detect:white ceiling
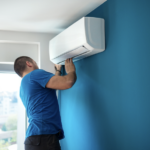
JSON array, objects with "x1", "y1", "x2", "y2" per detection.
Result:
[{"x1": 0, "y1": 0, "x2": 106, "y2": 33}]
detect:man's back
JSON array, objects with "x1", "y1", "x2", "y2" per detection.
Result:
[{"x1": 20, "y1": 69, "x2": 64, "y2": 140}]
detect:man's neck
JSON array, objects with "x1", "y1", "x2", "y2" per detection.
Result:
[{"x1": 22, "y1": 69, "x2": 34, "y2": 78}]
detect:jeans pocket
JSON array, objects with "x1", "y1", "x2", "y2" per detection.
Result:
[{"x1": 24, "y1": 136, "x2": 41, "y2": 146}]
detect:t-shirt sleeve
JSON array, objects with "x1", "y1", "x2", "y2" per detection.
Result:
[{"x1": 30, "y1": 69, "x2": 55, "y2": 88}]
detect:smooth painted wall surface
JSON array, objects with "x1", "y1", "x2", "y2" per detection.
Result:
[
  {"x1": 59, "y1": 0, "x2": 150, "y2": 150},
  {"x1": 0, "y1": 31, "x2": 56, "y2": 73},
  {"x1": 0, "y1": 43, "x2": 38, "y2": 63}
]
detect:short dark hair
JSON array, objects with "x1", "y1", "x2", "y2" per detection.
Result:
[{"x1": 14, "y1": 56, "x2": 33, "y2": 77}]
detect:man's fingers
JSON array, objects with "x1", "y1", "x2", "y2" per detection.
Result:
[
  {"x1": 69, "y1": 58, "x2": 71, "y2": 62},
  {"x1": 66, "y1": 58, "x2": 69, "y2": 63},
  {"x1": 70, "y1": 58, "x2": 73, "y2": 63},
  {"x1": 65, "y1": 58, "x2": 73, "y2": 64},
  {"x1": 65, "y1": 59, "x2": 68, "y2": 63}
]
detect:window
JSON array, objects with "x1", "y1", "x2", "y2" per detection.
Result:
[
  {"x1": 0, "y1": 73, "x2": 25, "y2": 150},
  {"x1": 0, "y1": 41, "x2": 40, "y2": 150}
]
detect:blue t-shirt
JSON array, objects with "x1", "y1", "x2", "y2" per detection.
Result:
[{"x1": 20, "y1": 69, "x2": 64, "y2": 140}]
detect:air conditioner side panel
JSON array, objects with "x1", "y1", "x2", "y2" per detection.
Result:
[{"x1": 85, "y1": 17, "x2": 105, "y2": 51}]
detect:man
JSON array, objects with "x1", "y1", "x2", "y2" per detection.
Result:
[{"x1": 14, "y1": 56, "x2": 77, "y2": 150}]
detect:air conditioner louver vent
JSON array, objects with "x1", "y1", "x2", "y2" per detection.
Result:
[{"x1": 51, "y1": 46, "x2": 90, "y2": 64}]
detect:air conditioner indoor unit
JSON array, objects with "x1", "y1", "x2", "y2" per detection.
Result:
[{"x1": 49, "y1": 17, "x2": 105, "y2": 65}]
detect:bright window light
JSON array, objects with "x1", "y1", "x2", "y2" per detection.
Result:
[{"x1": 0, "y1": 73, "x2": 22, "y2": 150}]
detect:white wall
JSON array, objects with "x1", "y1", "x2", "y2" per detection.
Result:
[
  {"x1": 0, "y1": 30, "x2": 57, "y2": 73},
  {"x1": 0, "y1": 43, "x2": 38, "y2": 63}
]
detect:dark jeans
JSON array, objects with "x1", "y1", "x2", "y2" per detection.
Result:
[{"x1": 24, "y1": 133, "x2": 61, "y2": 150}]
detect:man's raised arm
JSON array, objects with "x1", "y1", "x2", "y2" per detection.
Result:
[{"x1": 46, "y1": 58, "x2": 77, "y2": 90}]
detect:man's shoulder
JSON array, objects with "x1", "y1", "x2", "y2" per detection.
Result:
[
  {"x1": 31, "y1": 69, "x2": 54, "y2": 78},
  {"x1": 31, "y1": 69, "x2": 46, "y2": 75},
  {"x1": 21, "y1": 74, "x2": 30, "y2": 87}
]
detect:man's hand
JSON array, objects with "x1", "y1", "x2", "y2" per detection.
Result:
[
  {"x1": 55, "y1": 64, "x2": 62, "y2": 71},
  {"x1": 65, "y1": 58, "x2": 76, "y2": 74},
  {"x1": 55, "y1": 64, "x2": 62, "y2": 76}
]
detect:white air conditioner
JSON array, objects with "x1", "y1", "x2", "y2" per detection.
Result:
[{"x1": 49, "y1": 17, "x2": 105, "y2": 64}]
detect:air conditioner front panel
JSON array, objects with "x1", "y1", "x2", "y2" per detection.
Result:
[
  {"x1": 51, "y1": 46, "x2": 90, "y2": 64},
  {"x1": 50, "y1": 18, "x2": 87, "y2": 60}
]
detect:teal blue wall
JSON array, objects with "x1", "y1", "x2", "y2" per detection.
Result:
[{"x1": 59, "y1": 0, "x2": 150, "y2": 150}]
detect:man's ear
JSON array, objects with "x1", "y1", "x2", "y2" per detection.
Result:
[{"x1": 26, "y1": 61, "x2": 33, "y2": 67}]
